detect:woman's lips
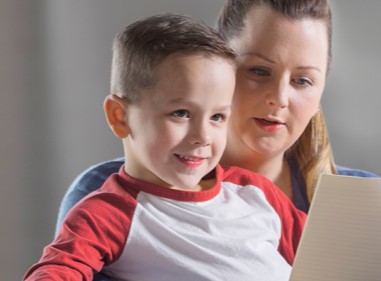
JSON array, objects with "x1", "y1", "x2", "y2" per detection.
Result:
[{"x1": 254, "y1": 118, "x2": 285, "y2": 132}]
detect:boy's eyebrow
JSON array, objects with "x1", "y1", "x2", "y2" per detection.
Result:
[
  {"x1": 165, "y1": 97, "x2": 191, "y2": 104},
  {"x1": 216, "y1": 105, "x2": 232, "y2": 111},
  {"x1": 163, "y1": 98, "x2": 231, "y2": 110}
]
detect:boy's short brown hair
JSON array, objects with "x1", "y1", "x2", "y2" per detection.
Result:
[{"x1": 111, "y1": 13, "x2": 236, "y2": 103}]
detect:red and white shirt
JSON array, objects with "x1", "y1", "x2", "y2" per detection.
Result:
[{"x1": 24, "y1": 164, "x2": 306, "y2": 281}]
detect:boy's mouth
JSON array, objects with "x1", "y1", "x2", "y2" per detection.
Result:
[
  {"x1": 174, "y1": 154, "x2": 206, "y2": 167},
  {"x1": 175, "y1": 154, "x2": 205, "y2": 161}
]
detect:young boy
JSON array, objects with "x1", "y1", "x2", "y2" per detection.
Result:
[{"x1": 24, "y1": 13, "x2": 306, "y2": 281}]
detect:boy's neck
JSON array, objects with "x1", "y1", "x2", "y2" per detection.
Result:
[{"x1": 123, "y1": 153, "x2": 218, "y2": 192}]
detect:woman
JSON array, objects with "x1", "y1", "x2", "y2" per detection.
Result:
[
  {"x1": 56, "y1": 1, "x2": 377, "y2": 278},
  {"x1": 215, "y1": 0, "x2": 379, "y2": 212}
]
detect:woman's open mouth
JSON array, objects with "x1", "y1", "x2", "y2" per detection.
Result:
[{"x1": 254, "y1": 118, "x2": 285, "y2": 132}]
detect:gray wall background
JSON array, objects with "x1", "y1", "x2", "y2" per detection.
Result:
[{"x1": 1, "y1": 0, "x2": 380, "y2": 279}]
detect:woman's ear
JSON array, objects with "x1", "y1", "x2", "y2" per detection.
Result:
[{"x1": 104, "y1": 94, "x2": 130, "y2": 139}]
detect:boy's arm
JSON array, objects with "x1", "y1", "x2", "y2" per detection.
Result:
[
  {"x1": 25, "y1": 190, "x2": 133, "y2": 281},
  {"x1": 259, "y1": 178, "x2": 307, "y2": 265},
  {"x1": 275, "y1": 196, "x2": 306, "y2": 265}
]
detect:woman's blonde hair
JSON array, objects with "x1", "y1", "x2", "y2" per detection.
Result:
[
  {"x1": 286, "y1": 110, "x2": 336, "y2": 201},
  {"x1": 217, "y1": 0, "x2": 337, "y2": 202}
]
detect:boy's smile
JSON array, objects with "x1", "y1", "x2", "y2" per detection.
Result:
[
  {"x1": 175, "y1": 154, "x2": 207, "y2": 168},
  {"x1": 122, "y1": 53, "x2": 236, "y2": 191}
]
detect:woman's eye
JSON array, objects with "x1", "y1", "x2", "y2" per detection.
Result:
[
  {"x1": 250, "y1": 67, "x2": 270, "y2": 77},
  {"x1": 171, "y1": 110, "x2": 189, "y2": 119},
  {"x1": 293, "y1": 77, "x2": 313, "y2": 87}
]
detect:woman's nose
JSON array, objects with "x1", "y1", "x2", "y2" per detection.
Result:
[{"x1": 265, "y1": 79, "x2": 289, "y2": 108}]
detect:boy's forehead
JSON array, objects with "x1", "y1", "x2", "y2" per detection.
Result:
[
  {"x1": 141, "y1": 54, "x2": 235, "y2": 107},
  {"x1": 157, "y1": 51, "x2": 234, "y2": 69},
  {"x1": 153, "y1": 52, "x2": 235, "y2": 84},
  {"x1": 155, "y1": 53, "x2": 234, "y2": 82}
]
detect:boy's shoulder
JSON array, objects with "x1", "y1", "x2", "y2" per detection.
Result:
[
  {"x1": 221, "y1": 165, "x2": 275, "y2": 189},
  {"x1": 220, "y1": 165, "x2": 299, "y2": 212}
]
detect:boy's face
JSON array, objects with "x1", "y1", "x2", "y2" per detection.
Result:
[{"x1": 123, "y1": 53, "x2": 235, "y2": 191}]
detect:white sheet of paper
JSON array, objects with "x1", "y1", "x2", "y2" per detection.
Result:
[{"x1": 289, "y1": 174, "x2": 381, "y2": 281}]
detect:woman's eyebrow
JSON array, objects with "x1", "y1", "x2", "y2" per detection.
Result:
[
  {"x1": 240, "y1": 52, "x2": 276, "y2": 64},
  {"x1": 241, "y1": 52, "x2": 323, "y2": 73},
  {"x1": 296, "y1": 66, "x2": 322, "y2": 73}
]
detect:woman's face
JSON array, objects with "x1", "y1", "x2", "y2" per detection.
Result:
[{"x1": 226, "y1": 5, "x2": 328, "y2": 160}]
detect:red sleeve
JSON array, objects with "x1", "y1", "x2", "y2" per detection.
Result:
[
  {"x1": 23, "y1": 189, "x2": 137, "y2": 281},
  {"x1": 257, "y1": 177, "x2": 306, "y2": 265}
]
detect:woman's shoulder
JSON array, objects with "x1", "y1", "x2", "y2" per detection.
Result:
[
  {"x1": 76, "y1": 157, "x2": 124, "y2": 184},
  {"x1": 335, "y1": 165, "x2": 380, "y2": 178}
]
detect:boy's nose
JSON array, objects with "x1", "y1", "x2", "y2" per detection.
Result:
[
  {"x1": 191, "y1": 136, "x2": 212, "y2": 146},
  {"x1": 188, "y1": 123, "x2": 211, "y2": 147}
]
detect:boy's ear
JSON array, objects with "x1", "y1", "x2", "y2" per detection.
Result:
[{"x1": 104, "y1": 94, "x2": 130, "y2": 139}]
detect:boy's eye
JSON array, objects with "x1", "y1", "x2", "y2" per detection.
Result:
[
  {"x1": 171, "y1": 110, "x2": 189, "y2": 118},
  {"x1": 210, "y1": 114, "x2": 225, "y2": 122}
]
